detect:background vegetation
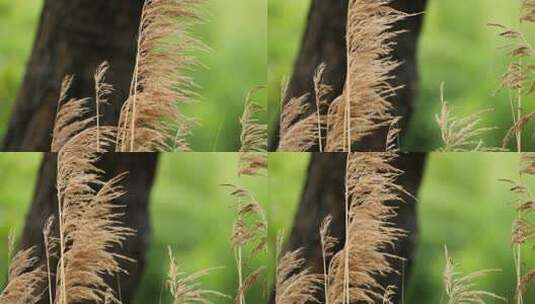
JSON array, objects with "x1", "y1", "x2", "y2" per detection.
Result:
[
  {"x1": 0, "y1": 0, "x2": 266, "y2": 151},
  {"x1": 268, "y1": 0, "x2": 535, "y2": 151},
  {"x1": 0, "y1": 153, "x2": 533, "y2": 302}
]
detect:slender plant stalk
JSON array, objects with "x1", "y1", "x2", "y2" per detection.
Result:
[{"x1": 56, "y1": 159, "x2": 67, "y2": 304}]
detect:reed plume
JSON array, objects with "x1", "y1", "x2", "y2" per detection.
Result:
[
  {"x1": 502, "y1": 153, "x2": 535, "y2": 303},
  {"x1": 117, "y1": 0, "x2": 205, "y2": 151},
  {"x1": 239, "y1": 88, "x2": 267, "y2": 176},
  {"x1": 223, "y1": 183, "x2": 268, "y2": 304},
  {"x1": 223, "y1": 109, "x2": 269, "y2": 304},
  {"x1": 0, "y1": 244, "x2": 46, "y2": 304},
  {"x1": 327, "y1": 152, "x2": 405, "y2": 303},
  {"x1": 51, "y1": 75, "x2": 94, "y2": 152},
  {"x1": 167, "y1": 247, "x2": 226, "y2": 303},
  {"x1": 443, "y1": 246, "x2": 504, "y2": 304},
  {"x1": 325, "y1": 0, "x2": 406, "y2": 152},
  {"x1": 274, "y1": 234, "x2": 321, "y2": 304},
  {"x1": 94, "y1": 61, "x2": 114, "y2": 152},
  {"x1": 52, "y1": 120, "x2": 134, "y2": 303},
  {"x1": 435, "y1": 83, "x2": 498, "y2": 151},
  {"x1": 319, "y1": 216, "x2": 337, "y2": 304},
  {"x1": 278, "y1": 94, "x2": 320, "y2": 152},
  {"x1": 490, "y1": 2, "x2": 535, "y2": 151}
]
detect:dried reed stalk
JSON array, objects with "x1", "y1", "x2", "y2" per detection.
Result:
[
  {"x1": 319, "y1": 216, "x2": 337, "y2": 304},
  {"x1": 94, "y1": 61, "x2": 114, "y2": 152},
  {"x1": 239, "y1": 88, "x2": 267, "y2": 176},
  {"x1": 167, "y1": 247, "x2": 226, "y2": 303},
  {"x1": 117, "y1": 0, "x2": 205, "y2": 151},
  {"x1": 274, "y1": 233, "x2": 321, "y2": 304},
  {"x1": 502, "y1": 153, "x2": 535, "y2": 303},
  {"x1": 0, "y1": 244, "x2": 46, "y2": 304},
  {"x1": 327, "y1": 152, "x2": 405, "y2": 304},
  {"x1": 325, "y1": 0, "x2": 406, "y2": 152},
  {"x1": 52, "y1": 120, "x2": 134, "y2": 303},
  {"x1": 443, "y1": 246, "x2": 504, "y2": 304},
  {"x1": 490, "y1": 1, "x2": 535, "y2": 151},
  {"x1": 435, "y1": 83, "x2": 498, "y2": 151}
]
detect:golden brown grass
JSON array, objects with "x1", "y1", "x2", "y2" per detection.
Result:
[
  {"x1": 52, "y1": 0, "x2": 207, "y2": 152},
  {"x1": 117, "y1": 0, "x2": 205, "y2": 151},
  {"x1": 278, "y1": 0, "x2": 407, "y2": 152},
  {"x1": 490, "y1": 1, "x2": 535, "y2": 152},
  {"x1": 327, "y1": 152, "x2": 405, "y2": 303},
  {"x1": 274, "y1": 234, "x2": 322, "y2": 304},
  {"x1": 435, "y1": 83, "x2": 498, "y2": 152},
  {"x1": 0, "y1": 244, "x2": 46, "y2": 304},
  {"x1": 502, "y1": 153, "x2": 535, "y2": 303},
  {"x1": 166, "y1": 247, "x2": 226, "y2": 303},
  {"x1": 443, "y1": 246, "x2": 504, "y2": 304},
  {"x1": 239, "y1": 88, "x2": 268, "y2": 176},
  {"x1": 223, "y1": 108, "x2": 268, "y2": 304}
]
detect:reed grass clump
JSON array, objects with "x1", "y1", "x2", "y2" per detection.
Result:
[{"x1": 278, "y1": 0, "x2": 406, "y2": 152}]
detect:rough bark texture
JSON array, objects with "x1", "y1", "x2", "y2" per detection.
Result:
[
  {"x1": 2, "y1": 0, "x2": 144, "y2": 151},
  {"x1": 3, "y1": 1, "x2": 159, "y2": 303},
  {"x1": 270, "y1": 152, "x2": 427, "y2": 304},
  {"x1": 20, "y1": 153, "x2": 158, "y2": 304},
  {"x1": 269, "y1": 0, "x2": 428, "y2": 151}
]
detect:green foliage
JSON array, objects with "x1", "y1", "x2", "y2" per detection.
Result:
[{"x1": 0, "y1": 0, "x2": 266, "y2": 151}]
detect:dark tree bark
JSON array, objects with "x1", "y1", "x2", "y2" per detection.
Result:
[
  {"x1": 2, "y1": 1, "x2": 159, "y2": 303},
  {"x1": 269, "y1": 153, "x2": 427, "y2": 304},
  {"x1": 2, "y1": 0, "x2": 144, "y2": 151},
  {"x1": 20, "y1": 153, "x2": 158, "y2": 304},
  {"x1": 268, "y1": 0, "x2": 428, "y2": 151}
]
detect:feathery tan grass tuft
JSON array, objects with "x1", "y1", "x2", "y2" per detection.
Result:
[
  {"x1": 490, "y1": 12, "x2": 535, "y2": 151},
  {"x1": 239, "y1": 88, "x2": 267, "y2": 176},
  {"x1": 0, "y1": 246, "x2": 46, "y2": 304},
  {"x1": 436, "y1": 83, "x2": 498, "y2": 152},
  {"x1": 325, "y1": 0, "x2": 406, "y2": 151},
  {"x1": 118, "y1": 0, "x2": 205, "y2": 151},
  {"x1": 319, "y1": 216, "x2": 337, "y2": 304},
  {"x1": 278, "y1": 94, "x2": 321, "y2": 152},
  {"x1": 502, "y1": 153, "x2": 535, "y2": 302},
  {"x1": 443, "y1": 246, "x2": 504, "y2": 304},
  {"x1": 167, "y1": 247, "x2": 226, "y2": 303},
  {"x1": 51, "y1": 76, "x2": 94, "y2": 152},
  {"x1": 274, "y1": 234, "x2": 321, "y2": 304},
  {"x1": 223, "y1": 183, "x2": 268, "y2": 304},
  {"x1": 313, "y1": 63, "x2": 330, "y2": 152},
  {"x1": 94, "y1": 61, "x2": 114, "y2": 152},
  {"x1": 54, "y1": 130, "x2": 134, "y2": 303},
  {"x1": 327, "y1": 152, "x2": 405, "y2": 303}
]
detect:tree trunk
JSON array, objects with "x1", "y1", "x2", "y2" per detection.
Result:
[
  {"x1": 20, "y1": 153, "x2": 158, "y2": 304},
  {"x1": 268, "y1": 0, "x2": 428, "y2": 151},
  {"x1": 2, "y1": 0, "x2": 144, "y2": 151},
  {"x1": 270, "y1": 152, "x2": 427, "y2": 304},
  {"x1": 2, "y1": 1, "x2": 159, "y2": 303}
]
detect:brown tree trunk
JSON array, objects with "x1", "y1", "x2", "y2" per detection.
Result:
[
  {"x1": 20, "y1": 153, "x2": 158, "y2": 304},
  {"x1": 2, "y1": 1, "x2": 158, "y2": 303},
  {"x1": 2, "y1": 0, "x2": 144, "y2": 151},
  {"x1": 270, "y1": 153, "x2": 427, "y2": 304},
  {"x1": 268, "y1": 0, "x2": 428, "y2": 151}
]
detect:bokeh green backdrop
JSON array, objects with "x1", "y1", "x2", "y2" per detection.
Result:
[
  {"x1": 0, "y1": 0, "x2": 266, "y2": 151},
  {"x1": 268, "y1": 0, "x2": 535, "y2": 151},
  {"x1": 0, "y1": 153, "x2": 533, "y2": 303}
]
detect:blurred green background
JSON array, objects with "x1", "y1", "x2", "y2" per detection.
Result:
[
  {"x1": 0, "y1": 0, "x2": 266, "y2": 151},
  {"x1": 268, "y1": 0, "x2": 535, "y2": 151},
  {"x1": 0, "y1": 153, "x2": 534, "y2": 303}
]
